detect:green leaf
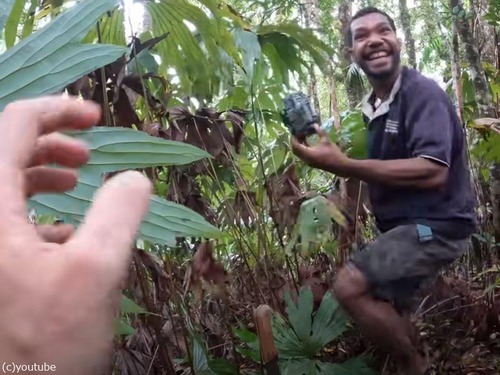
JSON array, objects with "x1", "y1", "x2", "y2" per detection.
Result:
[
  {"x1": 28, "y1": 127, "x2": 221, "y2": 246},
  {"x1": 285, "y1": 287, "x2": 313, "y2": 343},
  {"x1": 127, "y1": 49, "x2": 159, "y2": 76},
  {"x1": 311, "y1": 292, "x2": 349, "y2": 348},
  {"x1": 120, "y1": 295, "x2": 146, "y2": 314},
  {"x1": 114, "y1": 317, "x2": 136, "y2": 336},
  {"x1": 83, "y1": 8, "x2": 126, "y2": 46},
  {"x1": 280, "y1": 358, "x2": 317, "y2": 375},
  {"x1": 233, "y1": 28, "x2": 261, "y2": 80},
  {"x1": 208, "y1": 358, "x2": 239, "y2": 375},
  {"x1": 279, "y1": 357, "x2": 377, "y2": 375},
  {"x1": 260, "y1": 31, "x2": 304, "y2": 80},
  {"x1": 67, "y1": 127, "x2": 212, "y2": 174},
  {"x1": 471, "y1": 133, "x2": 500, "y2": 163},
  {"x1": 234, "y1": 327, "x2": 261, "y2": 363},
  {"x1": 147, "y1": 0, "x2": 235, "y2": 99},
  {"x1": 29, "y1": 170, "x2": 221, "y2": 246},
  {"x1": 4, "y1": 0, "x2": 24, "y2": 48},
  {"x1": 337, "y1": 110, "x2": 367, "y2": 159},
  {"x1": 21, "y1": 0, "x2": 37, "y2": 39},
  {"x1": 192, "y1": 338, "x2": 214, "y2": 375},
  {"x1": 317, "y1": 357, "x2": 378, "y2": 375},
  {"x1": 0, "y1": 44, "x2": 126, "y2": 108},
  {"x1": 0, "y1": 0, "x2": 16, "y2": 32},
  {"x1": 258, "y1": 22, "x2": 332, "y2": 75},
  {"x1": 288, "y1": 196, "x2": 347, "y2": 256},
  {"x1": 0, "y1": 0, "x2": 126, "y2": 111}
]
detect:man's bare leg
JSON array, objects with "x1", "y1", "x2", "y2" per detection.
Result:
[{"x1": 333, "y1": 264, "x2": 428, "y2": 375}]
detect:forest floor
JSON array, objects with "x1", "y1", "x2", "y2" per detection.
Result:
[
  {"x1": 237, "y1": 268, "x2": 500, "y2": 375},
  {"x1": 128, "y1": 246, "x2": 500, "y2": 375},
  {"x1": 341, "y1": 273, "x2": 500, "y2": 375}
]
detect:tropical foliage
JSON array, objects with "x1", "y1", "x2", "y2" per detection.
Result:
[{"x1": 0, "y1": 0, "x2": 499, "y2": 373}]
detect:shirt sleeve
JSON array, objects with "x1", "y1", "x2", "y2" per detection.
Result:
[{"x1": 404, "y1": 82, "x2": 455, "y2": 168}]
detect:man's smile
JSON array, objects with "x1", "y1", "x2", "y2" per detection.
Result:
[{"x1": 366, "y1": 51, "x2": 390, "y2": 60}]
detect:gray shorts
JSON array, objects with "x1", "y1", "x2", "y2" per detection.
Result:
[{"x1": 349, "y1": 224, "x2": 469, "y2": 313}]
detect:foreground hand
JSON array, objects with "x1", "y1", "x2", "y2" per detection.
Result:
[
  {"x1": 0, "y1": 97, "x2": 152, "y2": 374},
  {"x1": 290, "y1": 124, "x2": 349, "y2": 174}
]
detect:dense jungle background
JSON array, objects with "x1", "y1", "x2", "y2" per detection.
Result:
[{"x1": 0, "y1": 0, "x2": 499, "y2": 373}]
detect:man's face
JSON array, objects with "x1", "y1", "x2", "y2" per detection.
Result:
[{"x1": 349, "y1": 13, "x2": 401, "y2": 80}]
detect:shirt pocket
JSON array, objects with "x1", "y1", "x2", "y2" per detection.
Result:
[{"x1": 380, "y1": 120, "x2": 406, "y2": 159}]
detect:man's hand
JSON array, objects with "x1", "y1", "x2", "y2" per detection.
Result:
[
  {"x1": 0, "y1": 96, "x2": 152, "y2": 374},
  {"x1": 290, "y1": 124, "x2": 349, "y2": 175}
]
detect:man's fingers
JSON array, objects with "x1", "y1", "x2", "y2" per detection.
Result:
[
  {"x1": 37, "y1": 224, "x2": 74, "y2": 244},
  {"x1": 25, "y1": 167, "x2": 78, "y2": 197},
  {"x1": 35, "y1": 97, "x2": 101, "y2": 135},
  {"x1": 312, "y1": 124, "x2": 329, "y2": 140},
  {"x1": 291, "y1": 136, "x2": 304, "y2": 150},
  {"x1": 0, "y1": 96, "x2": 99, "y2": 236},
  {"x1": 0, "y1": 96, "x2": 100, "y2": 168},
  {"x1": 30, "y1": 133, "x2": 90, "y2": 168},
  {"x1": 290, "y1": 137, "x2": 310, "y2": 161},
  {"x1": 69, "y1": 171, "x2": 152, "y2": 281}
]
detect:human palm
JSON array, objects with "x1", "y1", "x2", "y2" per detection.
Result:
[{"x1": 0, "y1": 97, "x2": 151, "y2": 374}]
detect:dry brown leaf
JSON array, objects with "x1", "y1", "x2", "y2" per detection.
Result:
[
  {"x1": 114, "y1": 87, "x2": 141, "y2": 127},
  {"x1": 299, "y1": 265, "x2": 329, "y2": 309},
  {"x1": 187, "y1": 242, "x2": 228, "y2": 301},
  {"x1": 224, "y1": 109, "x2": 247, "y2": 154},
  {"x1": 265, "y1": 164, "x2": 305, "y2": 234},
  {"x1": 166, "y1": 171, "x2": 217, "y2": 225}
]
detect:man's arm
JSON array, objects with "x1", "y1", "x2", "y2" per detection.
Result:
[
  {"x1": 314, "y1": 80, "x2": 457, "y2": 189},
  {"x1": 337, "y1": 157, "x2": 448, "y2": 189}
]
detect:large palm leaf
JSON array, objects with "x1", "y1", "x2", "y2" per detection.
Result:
[{"x1": 88, "y1": 0, "x2": 333, "y2": 101}]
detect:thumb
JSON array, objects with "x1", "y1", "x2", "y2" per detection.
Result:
[
  {"x1": 290, "y1": 135, "x2": 309, "y2": 155},
  {"x1": 312, "y1": 124, "x2": 329, "y2": 141},
  {"x1": 68, "y1": 170, "x2": 152, "y2": 279}
]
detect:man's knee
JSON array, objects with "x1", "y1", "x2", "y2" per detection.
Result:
[{"x1": 333, "y1": 263, "x2": 369, "y2": 305}]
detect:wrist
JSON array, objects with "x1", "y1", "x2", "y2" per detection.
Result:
[{"x1": 327, "y1": 155, "x2": 353, "y2": 177}]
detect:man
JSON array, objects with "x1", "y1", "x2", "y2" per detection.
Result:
[
  {"x1": 0, "y1": 96, "x2": 151, "y2": 374},
  {"x1": 291, "y1": 7, "x2": 476, "y2": 375}
]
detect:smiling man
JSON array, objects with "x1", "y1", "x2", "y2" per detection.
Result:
[{"x1": 290, "y1": 7, "x2": 476, "y2": 375}]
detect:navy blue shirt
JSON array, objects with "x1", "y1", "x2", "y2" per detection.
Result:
[{"x1": 362, "y1": 67, "x2": 476, "y2": 239}]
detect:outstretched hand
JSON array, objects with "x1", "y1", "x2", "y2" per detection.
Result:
[
  {"x1": 0, "y1": 96, "x2": 152, "y2": 373},
  {"x1": 290, "y1": 124, "x2": 349, "y2": 175}
]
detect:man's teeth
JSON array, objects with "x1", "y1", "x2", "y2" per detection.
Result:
[{"x1": 369, "y1": 52, "x2": 388, "y2": 60}]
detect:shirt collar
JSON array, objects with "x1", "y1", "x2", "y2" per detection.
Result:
[{"x1": 361, "y1": 69, "x2": 403, "y2": 121}]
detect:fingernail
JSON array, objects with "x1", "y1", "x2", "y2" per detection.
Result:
[{"x1": 111, "y1": 170, "x2": 152, "y2": 190}]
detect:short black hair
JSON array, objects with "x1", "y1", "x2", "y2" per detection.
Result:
[{"x1": 345, "y1": 7, "x2": 397, "y2": 47}]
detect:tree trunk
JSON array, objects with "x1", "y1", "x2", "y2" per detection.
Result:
[
  {"x1": 328, "y1": 62, "x2": 341, "y2": 129},
  {"x1": 496, "y1": 28, "x2": 500, "y2": 69},
  {"x1": 334, "y1": 0, "x2": 367, "y2": 264},
  {"x1": 398, "y1": 0, "x2": 417, "y2": 68},
  {"x1": 338, "y1": 0, "x2": 364, "y2": 108},
  {"x1": 491, "y1": 165, "x2": 500, "y2": 257},
  {"x1": 302, "y1": 0, "x2": 321, "y2": 117},
  {"x1": 450, "y1": 0, "x2": 494, "y2": 116},
  {"x1": 451, "y1": 23, "x2": 463, "y2": 122},
  {"x1": 450, "y1": 0, "x2": 500, "y2": 257}
]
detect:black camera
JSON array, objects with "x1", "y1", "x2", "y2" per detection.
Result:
[{"x1": 281, "y1": 92, "x2": 319, "y2": 137}]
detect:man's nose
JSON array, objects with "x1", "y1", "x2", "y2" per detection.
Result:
[{"x1": 367, "y1": 35, "x2": 384, "y2": 48}]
